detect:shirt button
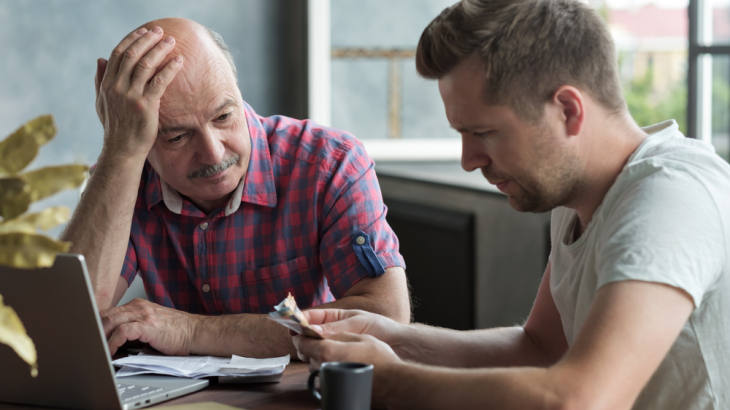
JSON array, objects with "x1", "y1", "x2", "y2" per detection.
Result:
[
  {"x1": 200, "y1": 222, "x2": 209, "y2": 230},
  {"x1": 202, "y1": 284, "x2": 211, "y2": 293},
  {"x1": 356, "y1": 236, "x2": 366, "y2": 245}
]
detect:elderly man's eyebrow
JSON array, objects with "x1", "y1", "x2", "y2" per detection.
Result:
[
  {"x1": 212, "y1": 99, "x2": 238, "y2": 116},
  {"x1": 158, "y1": 99, "x2": 239, "y2": 135},
  {"x1": 158, "y1": 124, "x2": 189, "y2": 135}
]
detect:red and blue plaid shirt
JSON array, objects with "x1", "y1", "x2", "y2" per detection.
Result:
[{"x1": 121, "y1": 102, "x2": 405, "y2": 314}]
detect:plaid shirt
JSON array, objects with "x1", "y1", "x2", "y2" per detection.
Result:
[{"x1": 120, "y1": 102, "x2": 405, "y2": 314}]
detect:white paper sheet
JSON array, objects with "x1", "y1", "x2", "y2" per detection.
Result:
[{"x1": 112, "y1": 352, "x2": 289, "y2": 379}]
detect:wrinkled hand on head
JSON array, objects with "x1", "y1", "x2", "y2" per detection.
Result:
[{"x1": 95, "y1": 26, "x2": 183, "y2": 159}]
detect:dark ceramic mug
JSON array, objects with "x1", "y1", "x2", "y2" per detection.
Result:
[{"x1": 308, "y1": 362, "x2": 374, "y2": 410}]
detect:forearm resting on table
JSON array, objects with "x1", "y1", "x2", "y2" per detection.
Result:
[
  {"x1": 389, "y1": 260, "x2": 565, "y2": 368},
  {"x1": 189, "y1": 306, "x2": 378, "y2": 358},
  {"x1": 190, "y1": 275, "x2": 410, "y2": 358},
  {"x1": 190, "y1": 313, "x2": 296, "y2": 357},
  {"x1": 61, "y1": 154, "x2": 145, "y2": 310},
  {"x1": 381, "y1": 361, "x2": 562, "y2": 410},
  {"x1": 391, "y1": 325, "x2": 560, "y2": 368}
]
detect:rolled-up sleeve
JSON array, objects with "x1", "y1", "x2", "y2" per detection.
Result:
[{"x1": 317, "y1": 138, "x2": 405, "y2": 299}]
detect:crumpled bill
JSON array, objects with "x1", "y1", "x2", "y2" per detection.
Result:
[{"x1": 268, "y1": 293, "x2": 323, "y2": 339}]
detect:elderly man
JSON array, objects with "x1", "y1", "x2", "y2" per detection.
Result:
[
  {"x1": 293, "y1": 0, "x2": 730, "y2": 409},
  {"x1": 60, "y1": 18, "x2": 410, "y2": 358}
]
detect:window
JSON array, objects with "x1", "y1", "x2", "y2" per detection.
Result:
[
  {"x1": 689, "y1": 0, "x2": 730, "y2": 161},
  {"x1": 313, "y1": 0, "x2": 697, "y2": 161},
  {"x1": 309, "y1": 0, "x2": 462, "y2": 161},
  {"x1": 606, "y1": 0, "x2": 689, "y2": 134}
]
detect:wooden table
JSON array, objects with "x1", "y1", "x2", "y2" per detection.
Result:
[
  {"x1": 153, "y1": 362, "x2": 319, "y2": 409},
  {"x1": 0, "y1": 362, "x2": 320, "y2": 410}
]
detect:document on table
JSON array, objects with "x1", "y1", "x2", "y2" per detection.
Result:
[{"x1": 112, "y1": 352, "x2": 290, "y2": 379}]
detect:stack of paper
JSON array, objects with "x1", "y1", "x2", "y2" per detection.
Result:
[{"x1": 112, "y1": 352, "x2": 290, "y2": 379}]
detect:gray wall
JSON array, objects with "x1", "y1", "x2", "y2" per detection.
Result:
[{"x1": 0, "y1": 0, "x2": 306, "y2": 232}]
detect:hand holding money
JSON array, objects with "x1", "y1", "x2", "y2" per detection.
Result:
[{"x1": 268, "y1": 293, "x2": 323, "y2": 339}]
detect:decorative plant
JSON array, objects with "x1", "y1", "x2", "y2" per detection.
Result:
[{"x1": 0, "y1": 115, "x2": 88, "y2": 376}]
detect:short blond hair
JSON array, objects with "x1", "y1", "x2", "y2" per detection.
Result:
[{"x1": 416, "y1": 0, "x2": 626, "y2": 121}]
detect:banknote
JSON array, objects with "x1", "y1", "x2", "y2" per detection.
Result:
[{"x1": 268, "y1": 293, "x2": 323, "y2": 339}]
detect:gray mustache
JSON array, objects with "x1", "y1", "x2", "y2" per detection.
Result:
[{"x1": 188, "y1": 155, "x2": 240, "y2": 179}]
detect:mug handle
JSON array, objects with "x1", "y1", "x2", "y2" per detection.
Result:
[{"x1": 308, "y1": 369, "x2": 322, "y2": 401}]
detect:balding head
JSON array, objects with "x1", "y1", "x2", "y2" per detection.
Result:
[
  {"x1": 133, "y1": 18, "x2": 241, "y2": 124},
  {"x1": 137, "y1": 18, "x2": 237, "y2": 84}
]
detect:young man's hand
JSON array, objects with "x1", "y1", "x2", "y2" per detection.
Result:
[
  {"x1": 293, "y1": 331, "x2": 400, "y2": 371},
  {"x1": 297, "y1": 309, "x2": 407, "y2": 352},
  {"x1": 291, "y1": 312, "x2": 404, "y2": 409}
]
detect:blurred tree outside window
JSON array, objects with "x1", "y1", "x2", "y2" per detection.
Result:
[{"x1": 600, "y1": 0, "x2": 690, "y2": 135}]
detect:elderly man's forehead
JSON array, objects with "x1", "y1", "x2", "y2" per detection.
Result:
[
  {"x1": 133, "y1": 18, "x2": 234, "y2": 89},
  {"x1": 137, "y1": 18, "x2": 205, "y2": 42},
  {"x1": 136, "y1": 19, "x2": 215, "y2": 61}
]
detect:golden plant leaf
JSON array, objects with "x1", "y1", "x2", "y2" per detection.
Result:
[
  {"x1": 21, "y1": 164, "x2": 88, "y2": 203},
  {"x1": 0, "y1": 294, "x2": 37, "y2": 377},
  {"x1": 0, "y1": 232, "x2": 70, "y2": 269},
  {"x1": 0, "y1": 193, "x2": 31, "y2": 222},
  {"x1": 0, "y1": 177, "x2": 28, "y2": 200},
  {"x1": 0, "y1": 177, "x2": 31, "y2": 221},
  {"x1": 0, "y1": 207, "x2": 71, "y2": 234},
  {"x1": 0, "y1": 115, "x2": 55, "y2": 176}
]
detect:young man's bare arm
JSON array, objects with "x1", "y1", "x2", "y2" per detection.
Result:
[
  {"x1": 295, "y1": 279, "x2": 694, "y2": 410},
  {"x1": 303, "y1": 262, "x2": 568, "y2": 369}
]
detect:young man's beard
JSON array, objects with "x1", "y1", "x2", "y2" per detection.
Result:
[{"x1": 504, "y1": 126, "x2": 583, "y2": 214}]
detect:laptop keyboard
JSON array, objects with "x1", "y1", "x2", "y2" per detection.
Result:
[{"x1": 117, "y1": 383, "x2": 165, "y2": 402}]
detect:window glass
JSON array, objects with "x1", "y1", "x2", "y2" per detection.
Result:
[
  {"x1": 704, "y1": 0, "x2": 730, "y2": 45},
  {"x1": 330, "y1": 0, "x2": 459, "y2": 140},
  {"x1": 605, "y1": 0, "x2": 689, "y2": 133},
  {"x1": 710, "y1": 54, "x2": 730, "y2": 160}
]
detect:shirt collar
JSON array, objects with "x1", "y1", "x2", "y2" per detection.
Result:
[{"x1": 144, "y1": 101, "x2": 277, "y2": 216}]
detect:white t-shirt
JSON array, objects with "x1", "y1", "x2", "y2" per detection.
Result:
[{"x1": 550, "y1": 120, "x2": 730, "y2": 410}]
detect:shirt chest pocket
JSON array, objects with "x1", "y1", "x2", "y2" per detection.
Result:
[{"x1": 241, "y1": 255, "x2": 320, "y2": 313}]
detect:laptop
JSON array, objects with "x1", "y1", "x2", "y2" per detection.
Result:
[{"x1": 0, "y1": 254, "x2": 208, "y2": 410}]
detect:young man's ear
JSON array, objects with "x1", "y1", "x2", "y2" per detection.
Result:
[{"x1": 552, "y1": 86, "x2": 585, "y2": 137}]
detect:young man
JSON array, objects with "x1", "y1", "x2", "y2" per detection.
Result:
[
  {"x1": 293, "y1": 0, "x2": 730, "y2": 408},
  {"x1": 61, "y1": 18, "x2": 410, "y2": 359}
]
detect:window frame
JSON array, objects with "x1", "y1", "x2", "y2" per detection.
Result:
[
  {"x1": 306, "y1": 0, "x2": 462, "y2": 162},
  {"x1": 688, "y1": 0, "x2": 730, "y2": 142}
]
